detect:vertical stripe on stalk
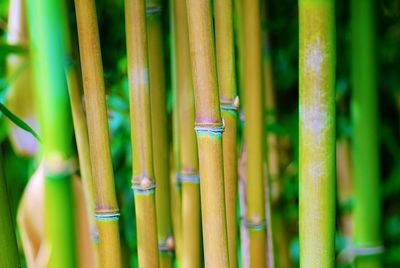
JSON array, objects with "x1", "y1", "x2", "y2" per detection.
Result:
[
  {"x1": 299, "y1": 0, "x2": 336, "y2": 267},
  {"x1": 125, "y1": 0, "x2": 159, "y2": 267},
  {"x1": 74, "y1": 0, "x2": 122, "y2": 266},
  {"x1": 214, "y1": 0, "x2": 240, "y2": 266},
  {"x1": 146, "y1": 0, "x2": 175, "y2": 266},
  {"x1": 351, "y1": 0, "x2": 383, "y2": 266},
  {"x1": 186, "y1": 0, "x2": 229, "y2": 266}
]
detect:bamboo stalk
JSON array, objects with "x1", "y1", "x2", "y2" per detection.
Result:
[
  {"x1": 26, "y1": 0, "x2": 77, "y2": 266},
  {"x1": 145, "y1": 0, "x2": 174, "y2": 266},
  {"x1": 243, "y1": 0, "x2": 267, "y2": 265},
  {"x1": 169, "y1": 0, "x2": 183, "y2": 263},
  {"x1": 74, "y1": 0, "x2": 122, "y2": 266},
  {"x1": 173, "y1": 0, "x2": 202, "y2": 266},
  {"x1": 351, "y1": 0, "x2": 382, "y2": 266},
  {"x1": 186, "y1": 0, "x2": 229, "y2": 266},
  {"x1": 125, "y1": 0, "x2": 159, "y2": 266},
  {"x1": 65, "y1": 48, "x2": 99, "y2": 266},
  {"x1": 0, "y1": 149, "x2": 20, "y2": 268},
  {"x1": 299, "y1": 0, "x2": 336, "y2": 267},
  {"x1": 214, "y1": 0, "x2": 239, "y2": 266}
]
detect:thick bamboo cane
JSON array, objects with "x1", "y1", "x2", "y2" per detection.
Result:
[
  {"x1": 214, "y1": 0, "x2": 239, "y2": 267},
  {"x1": 125, "y1": 0, "x2": 159, "y2": 266},
  {"x1": 26, "y1": 0, "x2": 77, "y2": 266},
  {"x1": 74, "y1": 0, "x2": 122, "y2": 266},
  {"x1": 243, "y1": 0, "x2": 267, "y2": 265},
  {"x1": 146, "y1": 0, "x2": 175, "y2": 266},
  {"x1": 0, "y1": 150, "x2": 20, "y2": 268},
  {"x1": 351, "y1": 0, "x2": 383, "y2": 266},
  {"x1": 299, "y1": 0, "x2": 336, "y2": 267},
  {"x1": 186, "y1": 0, "x2": 229, "y2": 266},
  {"x1": 174, "y1": 0, "x2": 202, "y2": 266}
]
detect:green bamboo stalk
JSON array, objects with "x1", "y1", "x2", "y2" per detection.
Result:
[
  {"x1": 186, "y1": 0, "x2": 229, "y2": 266},
  {"x1": 174, "y1": 0, "x2": 202, "y2": 266},
  {"x1": 74, "y1": 0, "x2": 122, "y2": 266},
  {"x1": 214, "y1": 0, "x2": 239, "y2": 266},
  {"x1": 26, "y1": 0, "x2": 76, "y2": 266},
  {"x1": 243, "y1": 0, "x2": 267, "y2": 265},
  {"x1": 299, "y1": 0, "x2": 336, "y2": 267},
  {"x1": 125, "y1": 0, "x2": 159, "y2": 266},
  {"x1": 145, "y1": 0, "x2": 174, "y2": 266},
  {"x1": 351, "y1": 0, "x2": 382, "y2": 266},
  {"x1": 169, "y1": 0, "x2": 183, "y2": 263},
  {"x1": 0, "y1": 149, "x2": 20, "y2": 268}
]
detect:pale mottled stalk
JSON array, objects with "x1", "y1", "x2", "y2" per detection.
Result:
[{"x1": 299, "y1": 0, "x2": 336, "y2": 267}]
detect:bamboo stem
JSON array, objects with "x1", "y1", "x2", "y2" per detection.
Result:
[
  {"x1": 299, "y1": 0, "x2": 336, "y2": 267},
  {"x1": 174, "y1": 0, "x2": 202, "y2": 266},
  {"x1": 169, "y1": 0, "x2": 183, "y2": 263},
  {"x1": 243, "y1": 0, "x2": 267, "y2": 265},
  {"x1": 65, "y1": 52, "x2": 99, "y2": 266},
  {"x1": 0, "y1": 149, "x2": 20, "y2": 268},
  {"x1": 214, "y1": 0, "x2": 239, "y2": 266},
  {"x1": 26, "y1": 0, "x2": 77, "y2": 265},
  {"x1": 125, "y1": 0, "x2": 159, "y2": 266},
  {"x1": 145, "y1": 0, "x2": 174, "y2": 266},
  {"x1": 186, "y1": 0, "x2": 229, "y2": 266},
  {"x1": 74, "y1": 0, "x2": 122, "y2": 266},
  {"x1": 351, "y1": 0, "x2": 382, "y2": 266}
]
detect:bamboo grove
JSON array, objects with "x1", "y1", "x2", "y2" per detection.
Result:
[{"x1": 1, "y1": 0, "x2": 398, "y2": 267}]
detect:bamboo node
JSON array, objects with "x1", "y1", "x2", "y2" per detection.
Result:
[
  {"x1": 242, "y1": 218, "x2": 267, "y2": 231},
  {"x1": 146, "y1": 6, "x2": 162, "y2": 17},
  {"x1": 95, "y1": 211, "x2": 120, "y2": 221},
  {"x1": 43, "y1": 154, "x2": 77, "y2": 177},
  {"x1": 159, "y1": 236, "x2": 175, "y2": 253},
  {"x1": 220, "y1": 96, "x2": 240, "y2": 111},
  {"x1": 178, "y1": 172, "x2": 200, "y2": 184},
  {"x1": 131, "y1": 176, "x2": 156, "y2": 193},
  {"x1": 195, "y1": 122, "x2": 224, "y2": 134}
]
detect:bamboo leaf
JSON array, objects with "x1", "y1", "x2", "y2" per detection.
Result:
[{"x1": 0, "y1": 102, "x2": 41, "y2": 141}]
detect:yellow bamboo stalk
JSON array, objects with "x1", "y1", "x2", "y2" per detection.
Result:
[
  {"x1": 174, "y1": 0, "x2": 202, "y2": 266},
  {"x1": 214, "y1": 0, "x2": 239, "y2": 266},
  {"x1": 65, "y1": 59, "x2": 99, "y2": 266},
  {"x1": 74, "y1": 0, "x2": 122, "y2": 266},
  {"x1": 125, "y1": 0, "x2": 159, "y2": 266},
  {"x1": 243, "y1": 0, "x2": 267, "y2": 265},
  {"x1": 186, "y1": 0, "x2": 229, "y2": 266},
  {"x1": 146, "y1": 0, "x2": 174, "y2": 266}
]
